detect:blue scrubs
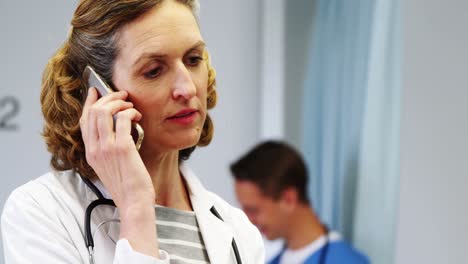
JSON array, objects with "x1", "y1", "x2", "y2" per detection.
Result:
[{"x1": 268, "y1": 240, "x2": 370, "y2": 264}]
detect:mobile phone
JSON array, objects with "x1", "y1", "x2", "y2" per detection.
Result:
[{"x1": 82, "y1": 65, "x2": 144, "y2": 150}]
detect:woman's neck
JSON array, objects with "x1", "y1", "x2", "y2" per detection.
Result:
[{"x1": 141, "y1": 150, "x2": 192, "y2": 211}]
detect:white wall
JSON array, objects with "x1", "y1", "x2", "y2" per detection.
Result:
[
  {"x1": 0, "y1": 1, "x2": 78, "y2": 203},
  {"x1": 0, "y1": 0, "x2": 262, "y2": 262},
  {"x1": 396, "y1": 0, "x2": 468, "y2": 263}
]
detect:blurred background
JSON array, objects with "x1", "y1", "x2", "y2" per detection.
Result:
[{"x1": 1, "y1": 0, "x2": 467, "y2": 263}]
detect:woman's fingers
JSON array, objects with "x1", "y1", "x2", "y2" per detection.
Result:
[
  {"x1": 93, "y1": 90, "x2": 129, "y2": 107},
  {"x1": 80, "y1": 87, "x2": 139, "y2": 163},
  {"x1": 115, "y1": 108, "x2": 143, "y2": 143},
  {"x1": 95, "y1": 100, "x2": 135, "y2": 145},
  {"x1": 80, "y1": 87, "x2": 98, "y2": 144}
]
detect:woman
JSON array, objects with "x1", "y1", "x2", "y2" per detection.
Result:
[{"x1": 1, "y1": 0, "x2": 264, "y2": 263}]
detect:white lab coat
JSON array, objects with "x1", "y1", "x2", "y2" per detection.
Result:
[{"x1": 1, "y1": 164, "x2": 265, "y2": 263}]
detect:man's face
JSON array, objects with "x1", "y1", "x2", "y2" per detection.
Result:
[{"x1": 234, "y1": 180, "x2": 289, "y2": 240}]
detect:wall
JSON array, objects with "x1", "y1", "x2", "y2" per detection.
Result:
[
  {"x1": 284, "y1": 0, "x2": 315, "y2": 150},
  {"x1": 396, "y1": 0, "x2": 468, "y2": 263},
  {"x1": 0, "y1": 1, "x2": 77, "y2": 204}
]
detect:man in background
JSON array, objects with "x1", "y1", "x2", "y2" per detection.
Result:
[{"x1": 230, "y1": 140, "x2": 369, "y2": 264}]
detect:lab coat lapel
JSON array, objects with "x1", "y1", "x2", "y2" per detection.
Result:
[
  {"x1": 192, "y1": 194, "x2": 234, "y2": 264},
  {"x1": 181, "y1": 165, "x2": 235, "y2": 264}
]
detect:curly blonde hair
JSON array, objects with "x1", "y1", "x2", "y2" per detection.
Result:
[{"x1": 40, "y1": 0, "x2": 217, "y2": 179}]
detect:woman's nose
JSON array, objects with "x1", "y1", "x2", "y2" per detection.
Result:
[{"x1": 172, "y1": 62, "x2": 196, "y2": 100}]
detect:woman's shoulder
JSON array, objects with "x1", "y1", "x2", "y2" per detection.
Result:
[
  {"x1": 11, "y1": 169, "x2": 75, "y2": 190},
  {"x1": 2, "y1": 170, "x2": 89, "y2": 216},
  {"x1": 1, "y1": 171, "x2": 91, "y2": 262}
]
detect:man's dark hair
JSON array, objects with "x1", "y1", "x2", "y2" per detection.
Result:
[{"x1": 230, "y1": 140, "x2": 309, "y2": 204}]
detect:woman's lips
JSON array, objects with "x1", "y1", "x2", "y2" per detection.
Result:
[{"x1": 167, "y1": 110, "x2": 198, "y2": 125}]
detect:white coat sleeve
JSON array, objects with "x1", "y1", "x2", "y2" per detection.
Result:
[{"x1": 1, "y1": 188, "x2": 171, "y2": 264}]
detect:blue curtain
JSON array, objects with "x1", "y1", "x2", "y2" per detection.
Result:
[{"x1": 302, "y1": 1, "x2": 400, "y2": 264}]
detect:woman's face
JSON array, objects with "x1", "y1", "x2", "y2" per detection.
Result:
[{"x1": 112, "y1": 0, "x2": 208, "y2": 155}]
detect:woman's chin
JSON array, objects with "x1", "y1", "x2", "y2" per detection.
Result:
[
  {"x1": 137, "y1": 124, "x2": 203, "y2": 152},
  {"x1": 177, "y1": 135, "x2": 202, "y2": 150},
  {"x1": 150, "y1": 131, "x2": 202, "y2": 151}
]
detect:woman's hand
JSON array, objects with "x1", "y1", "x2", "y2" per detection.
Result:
[
  {"x1": 80, "y1": 87, "x2": 154, "y2": 206},
  {"x1": 80, "y1": 87, "x2": 159, "y2": 258}
]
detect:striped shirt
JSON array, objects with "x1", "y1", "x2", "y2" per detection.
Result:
[{"x1": 155, "y1": 205, "x2": 210, "y2": 264}]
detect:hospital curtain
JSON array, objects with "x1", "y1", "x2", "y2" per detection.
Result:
[{"x1": 301, "y1": 1, "x2": 401, "y2": 264}]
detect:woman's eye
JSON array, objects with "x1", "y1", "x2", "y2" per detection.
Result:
[
  {"x1": 144, "y1": 67, "x2": 162, "y2": 79},
  {"x1": 186, "y1": 56, "x2": 203, "y2": 66}
]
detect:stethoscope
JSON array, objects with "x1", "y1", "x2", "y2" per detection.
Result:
[{"x1": 81, "y1": 176, "x2": 242, "y2": 264}]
